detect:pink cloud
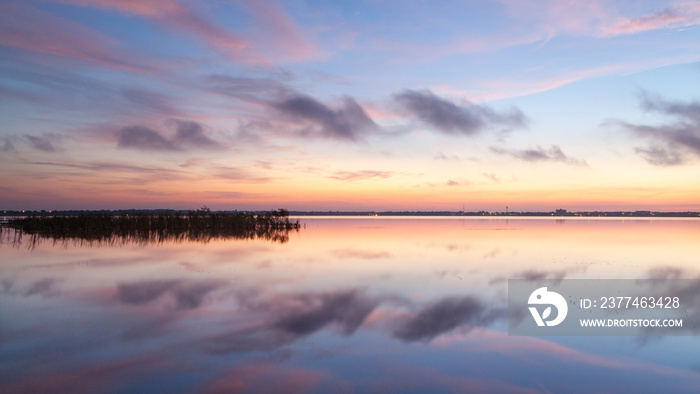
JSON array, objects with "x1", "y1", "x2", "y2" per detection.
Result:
[
  {"x1": 58, "y1": 0, "x2": 322, "y2": 64},
  {"x1": 493, "y1": 0, "x2": 611, "y2": 41},
  {"x1": 366, "y1": 0, "x2": 607, "y2": 67},
  {"x1": 245, "y1": 1, "x2": 323, "y2": 62},
  {"x1": 0, "y1": 2, "x2": 154, "y2": 73},
  {"x1": 58, "y1": 0, "x2": 265, "y2": 64},
  {"x1": 500, "y1": 1, "x2": 700, "y2": 40},
  {"x1": 602, "y1": 2, "x2": 700, "y2": 36},
  {"x1": 441, "y1": 53, "x2": 700, "y2": 103}
]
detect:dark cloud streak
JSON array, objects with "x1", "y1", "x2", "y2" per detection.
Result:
[
  {"x1": 640, "y1": 92, "x2": 700, "y2": 123},
  {"x1": 612, "y1": 92, "x2": 700, "y2": 166},
  {"x1": 634, "y1": 146, "x2": 683, "y2": 166},
  {"x1": 26, "y1": 134, "x2": 60, "y2": 152},
  {"x1": 394, "y1": 89, "x2": 527, "y2": 135},
  {"x1": 1, "y1": 137, "x2": 16, "y2": 153},
  {"x1": 206, "y1": 75, "x2": 293, "y2": 104},
  {"x1": 171, "y1": 120, "x2": 219, "y2": 149},
  {"x1": 274, "y1": 94, "x2": 378, "y2": 141},
  {"x1": 116, "y1": 120, "x2": 222, "y2": 152},
  {"x1": 117, "y1": 126, "x2": 178, "y2": 151},
  {"x1": 490, "y1": 145, "x2": 586, "y2": 166}
]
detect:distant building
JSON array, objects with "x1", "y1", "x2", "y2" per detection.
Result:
[{"x1": 555, "y1": 209, "x2": 567, "y2": 215}]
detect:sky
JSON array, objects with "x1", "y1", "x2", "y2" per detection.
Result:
[{"x1": 1, "y1": 0, "x2": 699, "y2": 211}]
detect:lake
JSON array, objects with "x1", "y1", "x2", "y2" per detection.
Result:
[{"x1": 1, "y1": 217, "x2": 699, "y2": 393}]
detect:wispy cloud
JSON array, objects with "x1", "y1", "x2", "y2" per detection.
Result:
[
  {"x1": 0, "y1": 2, "x2": 153, "y2": 73},
  {"x1": 503, "y1": 0, "x2": 700, "y2": 39},
  {"x1": 59, "y1": 0, "x2": 322, "y2": 64},
  {"x1": 499, "y1": 0, "x2": 608, "y2": 37},
  {"x1": 0, "y1": 84, "x2": 45, "y2": 105},
  {"x1": 433, "y1": 152, "x2": 460, "y2": 161},
  {"x1": 446, "y1": 179, "x2": 471, "y2": 187},
  {"x1": 482, "y1": 173, "x2": 501, "y2": 183},
  {"x1": 394, "y1": 89, "x2": 527, "y2": 135},
  {"x1": 116, "y1": 120, "x2": 222, "y2": 151},
  {"x1": 58, "y1": 0, "x2": 264, "y2": 63},
  {"x1": 634, "y1": 146, "x2": 684, "y2": 166},
  {"x1": 602, "y1": 2, "x2": 700, "y2": 36},
  {"x1": 329, "y1": 170, "x2": 394, "y2": 181},
  {"x1": 206, "y1": 75, "x2": 294, "y2": 104},
  {"x1": 611, "y1": 92, "x2": 700, "y2": 166},
  {"x1": 176, "y1": 159, "x2": 274, "y2": 183},
  {"x1": 245, "y1": 1, "x2": 322, "y2": 62},
  {"x1": 1, "y1": 137, "x2": 16, "y2": 153},
  {"x1": 23, "y1": 160, "x2": 191, "y2": 186},
  {"x1": 490, "y1": 145, "x2": 587, "y2": 166},
  {"x1": 640, "y1": 91, "x2": 700, "y2": 123},
  {"x1": 117, "y1": 126, "x2": 178, "y2": 151},
  {"x1": 25, "y1": 134, "x2": 61, "y2": 152},
  {"x1": 121, "y1": 88, "x2": 180, "y2": 116},
  {"x1": 425, "y1": 179, "x2": 472, "y2": 188},
  {"x1": 206, "y1": 164, "x2": 274, "y2": 183}
]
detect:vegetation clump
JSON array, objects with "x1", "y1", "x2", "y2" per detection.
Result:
[{"x1": 4, "y1": 207, "x2": 299, "y2": 245}]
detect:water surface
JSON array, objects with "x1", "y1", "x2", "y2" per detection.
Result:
[{"x1": 1, "y1": 217, "x2": 699, "y2": 392}]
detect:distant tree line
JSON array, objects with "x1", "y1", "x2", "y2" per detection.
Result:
[{"x1": 290, "y1": 210, "x2": 700, "y2": 217}]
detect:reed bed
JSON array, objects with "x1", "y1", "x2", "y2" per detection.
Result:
[{"x1": 3, "y1": 208, "x2": 299, "y2": 246}]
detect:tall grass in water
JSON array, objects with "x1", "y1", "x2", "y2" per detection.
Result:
[{"x1": 5, "y1": 208, "x2": 299, "y2": 246}]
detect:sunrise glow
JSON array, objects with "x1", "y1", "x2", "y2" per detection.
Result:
[{"x1": 1, "y1": 1, "x2": 699, "y2": 211}]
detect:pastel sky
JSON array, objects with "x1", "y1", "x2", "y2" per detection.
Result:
[{"x1": 1, "y1": 0, "x2": 699, "y2": 211}]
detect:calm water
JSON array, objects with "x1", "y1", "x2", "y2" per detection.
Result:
[{"x1": 1, "y1": 217, "x2": 700, "y2": 393}]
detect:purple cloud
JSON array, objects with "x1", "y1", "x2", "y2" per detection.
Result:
[
  {"x1": 116, "y1": 120, "x2": 222, "y2": 151},
  {"x1": 611, "y1": 92, "x2": 700, "y2": 166},
  {"x1": 274, "y1": 94, "x2": 378, "y2": 141},
  {"x1": 490, "y1": 145, "x2": 587, "y2": 166},
  {"x1": 394, "y1": 89, "x2": 527, "y2": 135}
]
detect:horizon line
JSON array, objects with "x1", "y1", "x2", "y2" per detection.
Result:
[{"x1": 2, "y1": 208, "x2": 699, "y2": 216}]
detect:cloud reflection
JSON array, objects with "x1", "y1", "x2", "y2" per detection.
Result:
[
  {"x1": 207, "y1": 289, "x2": 378, "y2": 354},
  {"x1": 393, "y1": 296, "x2": 500, "y2": 342},
  {"x1": 203, "y1": 362, "x2": 326, "y2": 393},
  {"x1": 116, "y1": 279, "x2": 223, "y2": 310}
]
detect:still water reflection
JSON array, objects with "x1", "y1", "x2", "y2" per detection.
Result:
[{"x1": 1, "y1": 217, "x2": 699, "y2": 393}]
